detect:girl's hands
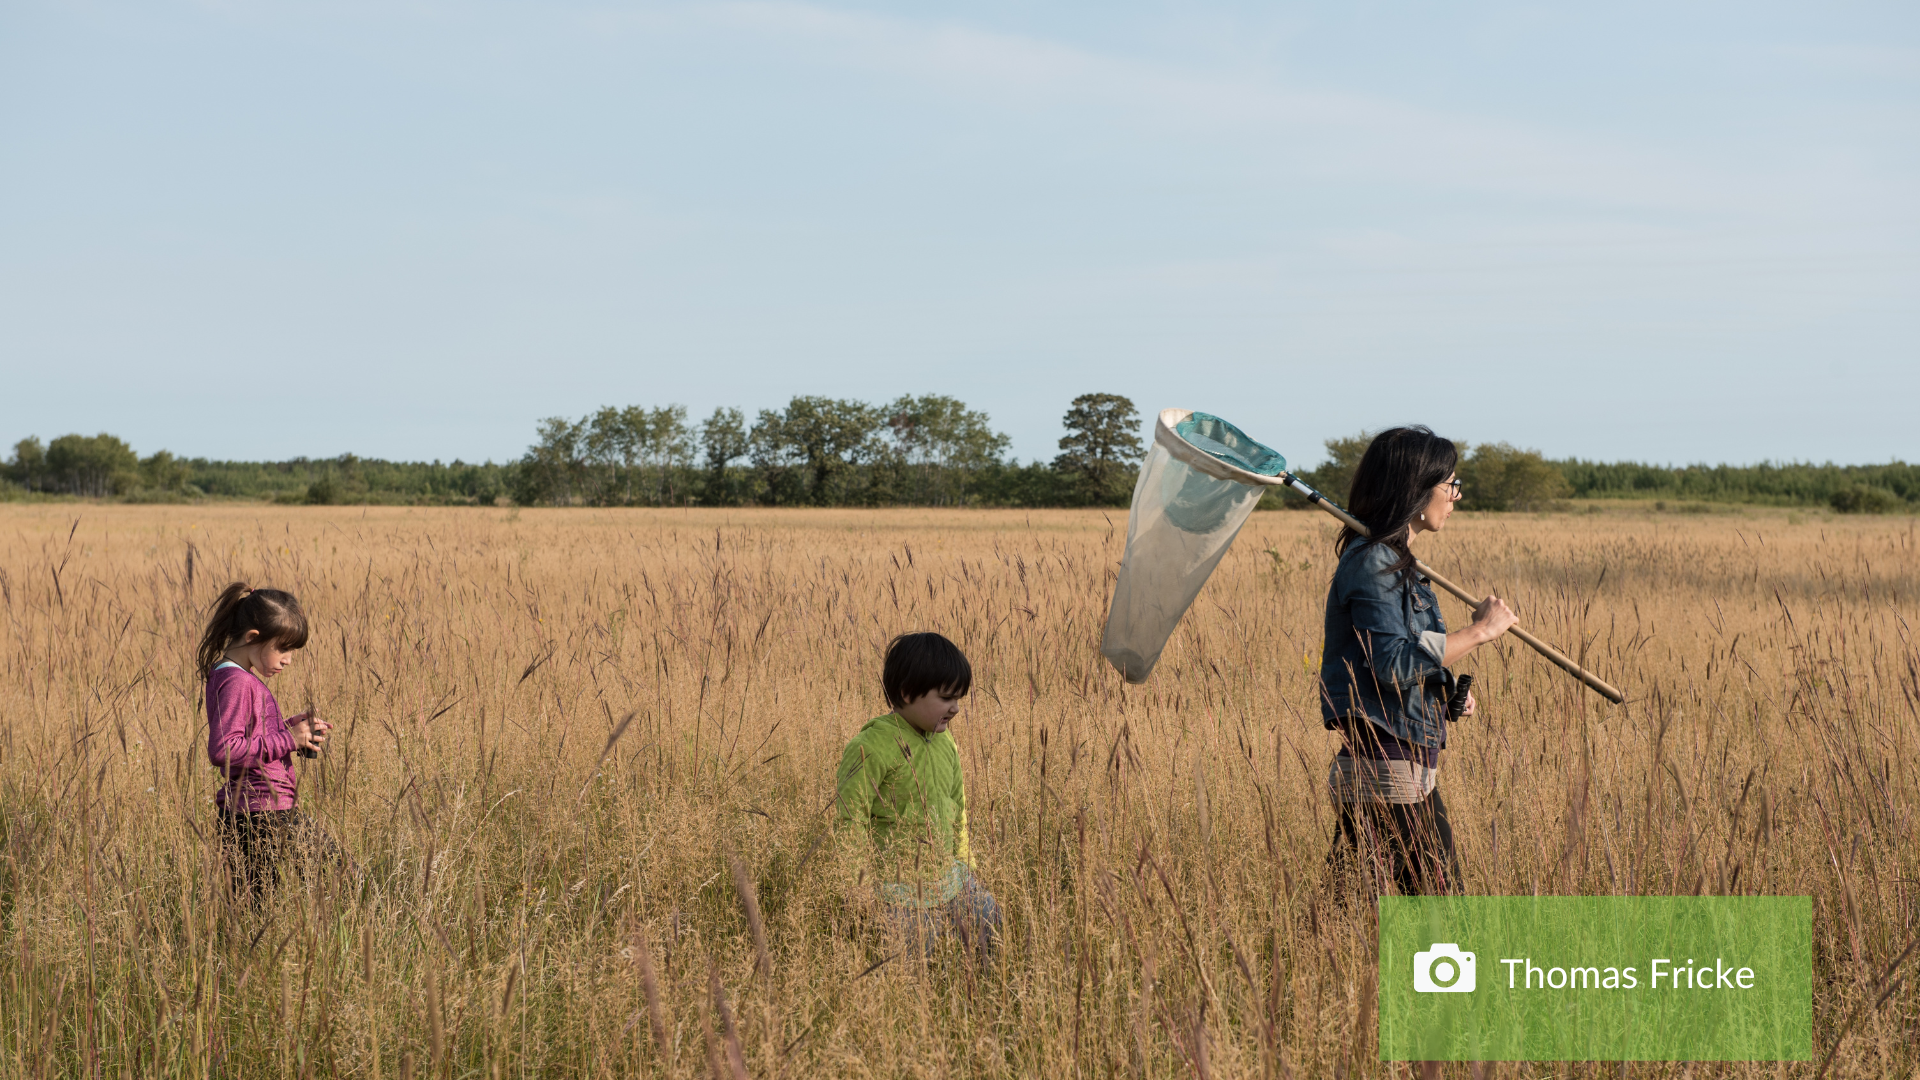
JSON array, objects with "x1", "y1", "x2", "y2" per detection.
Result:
[
  {"x1": 1459, "y1": 690, "x2": 1477, "y2": 717},
  {"x1": 286, "y1": 711, "x2": 331, "y2": 753}
]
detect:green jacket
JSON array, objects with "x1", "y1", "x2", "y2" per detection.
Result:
[{"x1": 833, "y1": 712, "x2": 974, "y2": 902}]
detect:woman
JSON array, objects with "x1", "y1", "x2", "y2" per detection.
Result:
[{"x1": 1320, "y1": 426, "x2": 1516, "y2": 895}]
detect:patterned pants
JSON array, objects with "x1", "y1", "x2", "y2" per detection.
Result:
[{"x1": 881, "y1": 870, "x2": 1003, "y2": 965}]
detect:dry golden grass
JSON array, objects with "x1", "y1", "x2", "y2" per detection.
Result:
[{"x1": 1, "y1": 503, "x2": 1916, "y2": 1078}]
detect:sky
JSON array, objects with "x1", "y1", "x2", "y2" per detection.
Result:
[{"x1": 2, "y1": 0, "x2": 1915, "y2": 468}]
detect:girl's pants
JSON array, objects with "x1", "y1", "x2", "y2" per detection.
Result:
[
  {"x1": 882, "y1": 871, "x2": 1002, "y2": 964},
  {"x1": 218, "y1": 809, "x2": 347, "y2": 899},
  {"x1": 1331, "y1": 789, "x2": 1458, "y2": 896}
]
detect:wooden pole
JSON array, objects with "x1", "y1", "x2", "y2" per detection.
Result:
[{"x1": 1274, "y1": 473, "x2": 1626, "y2": 704}]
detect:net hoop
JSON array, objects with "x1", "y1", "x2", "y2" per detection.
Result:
[{"x1": 1154, "y1": 408, "x2": 1290, "y2": 488}]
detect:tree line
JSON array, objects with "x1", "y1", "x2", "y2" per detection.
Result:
[
  {"x1": 4, "y1": 398, "x2": 1915, "y2": 513},
  {"x1": 507, "y1": 394, "x2": 1142, "y2": 508},
  {"x1": 0, "y1": 394, "x2": 1148, "y2": 509},
  {"x1": 1281, "y1": 435, "x2": 1917, "y2": 514},
  {"x1": 1, "y1": 434, "x2": 511, "y2": 505}
]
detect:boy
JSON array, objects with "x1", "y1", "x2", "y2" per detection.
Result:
[{"x1": 835, "y1": 632, "x2": 1001, "y2": 962}]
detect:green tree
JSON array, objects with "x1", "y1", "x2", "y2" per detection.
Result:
[
  {"x1": 5, "y1": 438, "x2": 49, "y2": 491},
  {"x1": 511, "y1": 417, "x2": 588, "y2": 505},
  {"x1": 639, "y1": 405, "x2": 694, "y2": 504},
  {"x1": 1300, "y1": 432, "x2": 1372, "y2": 507},
  {"x1": 579, "y1": 405, "x2": 692, "y2": 506},
  {"x1": 1459, "y1": 442, "x2": 1570, "y2": 511},
  {"x1": 583, "y1": 407, "x2": 635, "y2": 505},
  {"x1": 1052, "y1": 393, "x2": 1143, "y2": 506},
  {"x1": 45, "y1": 433, "x2": 138, "y2": 497},
  {"x1": 883, "y1": 394, "x2": 1011, "y2": 505},
  {"x1": 749, "y1": 396, "x2": 884, "y2": 505},
  {"x1": 699, "y1": 407, "x2": 749, "y2": 506}
]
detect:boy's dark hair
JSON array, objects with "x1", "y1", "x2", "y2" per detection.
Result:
[
  {"x1": 196, "y1": 582, "x2": 309, "y2": 678},
  {"x1": 882, "y1": 632, "x2": 972, "y2": 710}
]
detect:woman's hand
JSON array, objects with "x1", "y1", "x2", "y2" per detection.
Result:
[
  {"x1": 1459, "y1": 690, "x2": 1476, "y2": 717},
  {"x1": 1442, "y1": 593, "x2": 1520, "y2": 665},
  {"x1": 1469, "y1": 593, "x2": 1518, "y2": 644}
]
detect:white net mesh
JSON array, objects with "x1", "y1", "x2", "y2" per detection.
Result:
[{"x1": 1100, "y1": 410, "x2": 1286, "y2": 683}]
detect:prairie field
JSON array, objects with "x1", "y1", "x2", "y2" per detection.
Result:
[{"x1": 1, "y1": 503, "x2": 1916, "y2": 1079}]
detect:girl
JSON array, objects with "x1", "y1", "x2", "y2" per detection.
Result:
[
  {"x1": 197, "y1": 582, "x2": 334, "y2": 897},
  {"x1": 1318, "y1": 427, "x2": 1516, "y2": 895}
]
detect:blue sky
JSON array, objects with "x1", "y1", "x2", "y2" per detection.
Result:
[{"x1": 2, "y1": 1, "x2": 1915, "y2": 467}]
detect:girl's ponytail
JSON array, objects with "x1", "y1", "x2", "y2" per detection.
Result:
[
  {"x1": 196, "y1": 582, "x2": 309, "y2": 678},
  {"x1": 196, "y1": 583, "x2": 251, "y2": 678}
]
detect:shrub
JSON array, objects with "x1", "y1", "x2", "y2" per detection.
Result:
[
  {"x1": 1830, "y1": 485, "x2": 1902, "y2": 514},
  {"x1": 138, "y1": 450, "x2": 191, "y2": 494},
  {"x1": 1459, "y1": 442, "x2": 1570, "y2": 511}
]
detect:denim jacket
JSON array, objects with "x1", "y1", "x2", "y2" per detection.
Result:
[{"x1": 1317, "y1": 539, "x2": 1454, "y2": 749}]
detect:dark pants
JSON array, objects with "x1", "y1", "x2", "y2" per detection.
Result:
[
  {"x1": 1331, "y1": 789, "x2": 1458, "y2": 896},
  {"x1": 218, "y1": 809, "x2": 347, "y2": 900}
]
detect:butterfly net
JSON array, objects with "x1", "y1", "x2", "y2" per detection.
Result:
[{"x1": 1100, "y1": 409, "x2": 1287, "y2": 683}]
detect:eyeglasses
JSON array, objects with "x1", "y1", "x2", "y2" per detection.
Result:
[{"x1": 1441, "y1": 478, "x2": 1462, "y2": 499}]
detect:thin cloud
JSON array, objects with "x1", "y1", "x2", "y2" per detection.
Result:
[
  {"x1": 1761, "y1": 42, "x2": 1920, "y2": 81},
  {"x1": 703, "y1": 1, "x2": 1871, "y2": 218}
]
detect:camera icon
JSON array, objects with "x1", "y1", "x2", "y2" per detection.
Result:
[{"x1": 1413, "y1": 943, "x2": 1476, "y2": 993}]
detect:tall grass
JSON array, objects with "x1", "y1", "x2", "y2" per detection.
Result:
[{"x1": 1, "y1": 505, "x2": 1915, "y2": 1078}]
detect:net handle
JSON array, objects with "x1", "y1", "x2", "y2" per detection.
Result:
[{"x1": 1269, "y1": 472, "x2": 1627, "y2": 705}]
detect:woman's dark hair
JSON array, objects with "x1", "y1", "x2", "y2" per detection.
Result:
[
  {"x1": 1335, "y1": 426, "x2": 1460, "y2": 576},
  {"x1": 882, "y1": 632, "x2": 972, "y2": 710},
  {"x1": 196, "y1": 582, "x2": 309, "y2": 678}
]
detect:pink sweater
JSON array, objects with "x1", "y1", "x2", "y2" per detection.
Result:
[{"x1": 206, "y1": 663, "x2": 299, "y2": 812}]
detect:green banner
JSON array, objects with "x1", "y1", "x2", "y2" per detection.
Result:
[{"x1": 1378, "y1": 896, "x2": 1811, "y2": 1061}]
